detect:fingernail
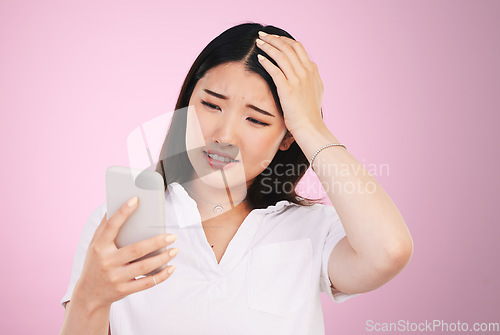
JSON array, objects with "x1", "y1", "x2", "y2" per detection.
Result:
[
  {"x1": 166, "y1": 234, "x2": 178, "y2": 243},
  {"x1": 169, "y1": 248, "x2": 179, "y2": 257},
  {"x1": 256, "y1": 38, "x2": 265, "y2": 46},
  {"x1": 168, "y1": 265, "x2": 176, "y2": 274},
  {"x1": 127, "y1": 196, "x2": 138, "y2": 207},
  {"x1": 258, "y1": 31, "x2": 267, "y2": 37},
  {"x1": 257, "y1": 54, "x2": 265, "y2": 61}
]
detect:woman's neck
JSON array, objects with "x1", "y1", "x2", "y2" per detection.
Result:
[{"x1": 181, "y1": 177, "x2": 250, "y2": 223}]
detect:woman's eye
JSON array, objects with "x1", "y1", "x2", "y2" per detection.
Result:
[
  {"x1": 201, "y1": 100, "x2": 221, "y2": 111},
  {"x1": 247, "y1": 117, "x2": 270, "y2": 126},
  {"x1": 201, "y1": 100, "x2": 269, "y2": 126}
]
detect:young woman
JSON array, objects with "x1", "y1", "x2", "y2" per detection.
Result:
[{"x1": 60, "y1": 23, "x2": 413, "y2": 335}]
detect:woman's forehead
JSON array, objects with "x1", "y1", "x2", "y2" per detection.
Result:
[{"x1": 199, "y1": 63, "x2": 273, "y2": 101}]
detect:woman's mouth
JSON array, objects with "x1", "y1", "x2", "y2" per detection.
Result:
[{"x1": 202, "y1": 150, "x2": 239, "y2": 170}]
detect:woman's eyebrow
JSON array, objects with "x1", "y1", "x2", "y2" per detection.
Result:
[
  {"x1": 203, "y1": 89, "x2": 228, "y2": 100},
  {"x1": 203, "y1": 88, "x2": 275, "y2": 118}
]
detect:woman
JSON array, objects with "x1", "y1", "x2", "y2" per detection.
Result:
[{"x1": 60, "y1": 22, "x2": 413, "y2": 334}]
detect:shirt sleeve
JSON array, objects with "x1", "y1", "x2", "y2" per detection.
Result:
[
  {"x1": 60, "y1": 203, "x2": 107, "y2": 309},
  {"x1": 319, "y1": 204, "x2": 361, "y2": 303}
]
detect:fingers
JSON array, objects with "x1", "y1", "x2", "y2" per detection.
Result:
[
  {"x1": 115, "y1": 233, "x2": 178, "y2": 265},
  {"x1": 256, "y1": 36, "x2": 298, "y2": 81},
  {"x1": 98, "y1": 196, "x2": 139, "y2": 246},
  {"x1": 124, "y1": 247, "x2": 179, "y2": 279},
  {"x1": 266, "y1": 33, "x2": 312, "y2": 65},
  {"x1": 257, "y1": 53, "x2": 287, "y2": 90},
  {"x1": 256, "y1": 32, "x2": 310, "y2": 79},
  {"x1": 128, "y1": 264, "x2": 177, "y2": 293}
]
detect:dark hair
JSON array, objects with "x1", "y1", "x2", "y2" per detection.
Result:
[{"x1": 155, "y1": 22, "x2": 324, "y2": 209}]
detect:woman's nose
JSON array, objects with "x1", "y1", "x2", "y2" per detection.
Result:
[{"x1": 212, "y1": 110, "x2": 240, "y2": 145}]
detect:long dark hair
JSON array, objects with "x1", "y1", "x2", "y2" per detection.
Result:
[{"x1": 155, "y1": 22, "x2": 324, "y2": 210}]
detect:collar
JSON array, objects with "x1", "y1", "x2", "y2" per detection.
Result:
[{"x1": 166, "y1": 182, "x2": 296, "y2": 227}]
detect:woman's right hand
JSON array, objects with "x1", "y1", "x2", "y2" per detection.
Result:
[{"x1": 73, "y1": 196, "x2": 178, "y2": 310}]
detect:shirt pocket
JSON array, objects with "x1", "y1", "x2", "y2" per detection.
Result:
[{"x1": 247, "y1": 238, "x2": 314, "y2": 317}]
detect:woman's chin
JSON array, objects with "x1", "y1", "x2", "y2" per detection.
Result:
[{"x1": 199, "y1": 171, "x2": 247, "y2": 191}]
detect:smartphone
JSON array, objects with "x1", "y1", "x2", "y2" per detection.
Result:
[{"x1": 105, "y1": 165, "x2": 167, "y2": 276}]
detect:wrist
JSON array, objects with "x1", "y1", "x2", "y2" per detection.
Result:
[
  {"x1": 291, "y1": 121, "x2": 339, "y2": 149},
  {"x1": 72, "y1": 281, "x2": 111, "y2": 314},
  {"x1": 288, "y1": 118, "x2": 326, "y2": 138},
  {"x1": 289, "y1": 121, "x2": 345, "y2": 169}
]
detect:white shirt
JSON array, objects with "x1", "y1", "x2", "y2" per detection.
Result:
[{"x1": 61, "y1": 182, "x2": 359, "y2": 334}]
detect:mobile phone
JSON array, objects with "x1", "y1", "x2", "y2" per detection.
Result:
[{"x1": 105, "y1": 165, "x2": 167, "y2": 276}]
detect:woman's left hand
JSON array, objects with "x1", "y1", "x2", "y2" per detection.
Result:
[{"x1": 255, "y1": 31, "x2": 324, "y2": 134}]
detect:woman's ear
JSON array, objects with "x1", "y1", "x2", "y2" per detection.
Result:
[{"x1": 279, "y1": 132, "x2": 295, "y2": 151}]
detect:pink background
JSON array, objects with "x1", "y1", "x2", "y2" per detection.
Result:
[{"x1": 1, "y1": 0, "x2": 499, "y2": 334}]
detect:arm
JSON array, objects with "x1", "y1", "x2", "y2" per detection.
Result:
[
  {"x1": 253, "y1": 32, "x2": 413, "y2": 294},
  {"x1": 292, "y1": 121, "x2": 413, "y2": 294}
]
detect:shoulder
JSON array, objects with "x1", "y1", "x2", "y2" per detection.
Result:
[
  {"x1": 91, "y1": 202, "x2": 107, "y2": 218},
  {"x1": 276, "y1": 201, "x2": 340, "y2": 221},
  {"x1": 80, "y1": 202, "x2": 107, "y2": 237},
  {"x1": 263, "y1": 200, "x2": 341, "y2": 232},
  {"x1": 88, "y1": 202, "x2": 107, "y2": 225}
]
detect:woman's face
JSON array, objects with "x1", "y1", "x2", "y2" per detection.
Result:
[{"x1": 185, "y1": 61, "x2": 293, "y2": 192}]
